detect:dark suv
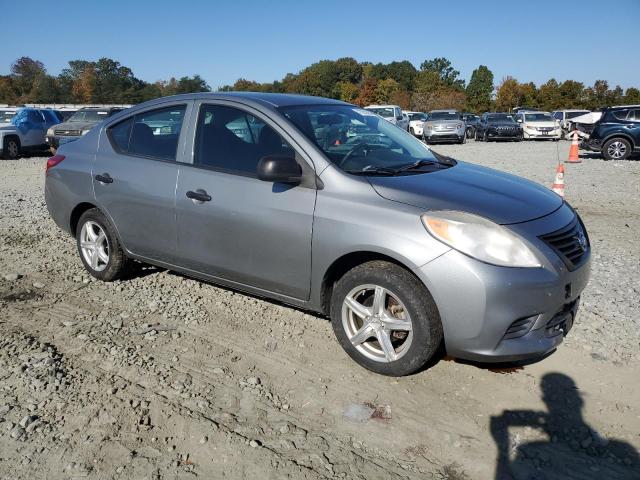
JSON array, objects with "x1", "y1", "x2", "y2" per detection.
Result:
[
  {"x1": 475, "y1": 113, "x2": 523, "y2": 142},
  {"x1": 587, "y1": 106, "x2": 640, "y2": 160}
]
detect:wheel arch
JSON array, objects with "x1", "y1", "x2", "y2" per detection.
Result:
[
  {"x1": 69, "y1": 202, "x2": 98, "y2": 236},
  {"x1": 603, "y1": 133, "x2": 635, "y2": 149},
  {"x1": 319, "y1": 250, "x2": 419, "y2": 315}
]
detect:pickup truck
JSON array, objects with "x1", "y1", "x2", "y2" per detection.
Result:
[{"x1": 0, "y1": 108, "x2": 63, "y2": 159}]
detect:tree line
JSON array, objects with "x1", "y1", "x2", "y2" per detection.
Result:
[{"x1": 2, "y1": 56, "x2": 639, "y2": 113}]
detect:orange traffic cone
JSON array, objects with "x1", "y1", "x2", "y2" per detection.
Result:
[
  {"x1": 552, "y1": 164, "x2": 565, "y2": 197},
  {"x1": 566, "y1": 131, "x2": 581, "y2": 163}
]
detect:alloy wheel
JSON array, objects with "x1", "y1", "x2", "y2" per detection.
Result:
[
  {"x1": 341, "y1": 284, "x2": 413, "y2": 363},
  {"x1": 607, "y1": 141, "x2": 627, "y2": 159},
  {"x1": 80, "y1": 221, "x2": 109, "y2": 272},
  {"x1": 7, "y1": 140, "x2": 18, "y2": 158}
]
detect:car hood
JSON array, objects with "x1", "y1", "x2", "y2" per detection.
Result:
[
  {"x1": 53, "y1": 120, "x2": 99, "y2": 131},
  {"x1": 428, "y1": 119, "x2": 461, "y2": 125},
  {"x1": 367, "y1": 161, "x2": 562, "y2": 225}
]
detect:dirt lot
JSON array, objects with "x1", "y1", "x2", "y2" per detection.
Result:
[{"x1": 1, "y1": 141, "x2": 639, "y2": 480}]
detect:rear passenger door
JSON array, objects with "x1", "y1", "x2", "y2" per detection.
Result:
[
  {"x1": 93, "y1": 102, "x2": 192, "y2": 263},
  {"x1": 174, "y1": 102, "x2": 317, "y2": 300}
]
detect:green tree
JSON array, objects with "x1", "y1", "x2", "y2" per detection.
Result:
[
  {"x1": 11, "y1": 57, "x2": 47, "y2": 102},
  {"x1": 420, "y1": 57, "x2": 465, "y2": 89},
  {"x1": 495, "y1": 77, "x2": 522, "y2": 111},
  {"x1": 624, "y1": 87, "x2": 640, "y2": 105},
  {"x1": 537, "y1": 79, "x2": 561, "y2": 110},
  {"x1": 374, "y1": 78, "x2": 400, "y2": 104},
  {"x1": 465, "y1": 65, "x2": 494, "y2": 113}
]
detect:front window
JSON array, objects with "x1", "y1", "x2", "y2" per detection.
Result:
[
  {"x1": 0, "y1": 110, "x2": 16, "y2": 123},
  {"x1": 280, "y1": 104, "x2": 453, "y2": 175},
  {"x1": 365, "y1": 107, "x2": 394, "y2": 118},
  {"x1": 68, "y1": 110, "x2": 111, "y2": 123},
  {"x1": 487, "y1": 114, "x2": 515, "y2": 123},
  {"x1": 524, "y1": 113, "x2": 554, "y2": 122},
  {"x1": 428, "y1": 111, "x2": 461, "y2": 121},
  {"x1": 409, "y1": 113, "x2": 427, "y2": 121}
]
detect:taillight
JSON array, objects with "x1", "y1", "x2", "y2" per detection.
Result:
[{"x1": 46, "y1": 155, "x2": 65, "y2": 173}]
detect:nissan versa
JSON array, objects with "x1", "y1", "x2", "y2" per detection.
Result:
[{"x1": 44, "y1": 93, "x2": 591, "y2": 376}]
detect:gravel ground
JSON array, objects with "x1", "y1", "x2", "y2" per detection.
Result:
[{"x1": 0, "y1": 142, "x2": 639, "y2": 480}]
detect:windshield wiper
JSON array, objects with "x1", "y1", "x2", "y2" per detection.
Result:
[
  {"x1": 345, "y1": 165, "x2": 397, "y2": 175},
  {"x1": 394, "y1": 159, "x2": 442, "y2": 172}
]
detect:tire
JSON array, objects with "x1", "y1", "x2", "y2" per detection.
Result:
[
  {"x1": 475, "y1": 130, "x2": 482, "y2": 142},
  {"x1": 2, "y1": 136, "x2": 20, "y2": 160},
  {"x1": 483, "y1": 131, "x2": 489, "y2": 142},
  {"x1": 76, "y1": 208, "x2": 129, "y2": 281},
  {"x1": 330, "y1": 261, "x2": 443, "y2": 376},
  {"x1": 602, "y1": 137, "x2": 632, "y2": 161},
  {"x1": 458, "y1": 135, "x2": 466, "y2": 145},
  {"x1": 410, "y1": 127, "x2": 415, "y2": 136}
]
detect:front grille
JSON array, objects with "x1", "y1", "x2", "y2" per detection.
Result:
[
  {"x1": 540, "y1": 216, "x2": 589, "y2": 270},
  {"x1": 502, "y1": 316, "x2": 536, "y2": 340},
  {"x1": 54, "y1": 129, "x2": 81, "y2": 136}
]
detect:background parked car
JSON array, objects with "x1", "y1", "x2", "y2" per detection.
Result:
[
  {"x1": 462, "y1": 113, "x2": 480, "y2": 139},
  {"x1": 46, "y1": 107, "x2": 124, "y2": 153},
  {"x1": 515, "y1": 111, "x2": 562, "y2": 140},
  {"x1": 422, "y1": 110, "x2": 466, "y2": 144},
  {"x1": 475, "y1": 113, "x2": 523, "y2": 142},
  {"x1": 0, "y1": 107, "x2": 62, "y2": 159},
  {"x1": 364, "y1": 105, "x2": 409, "y2": 130},
  {"x1": 552, "y1": 109, "x2": 591, "y2": 135},
  {"x1": 587, "y1": 105, "x2": 640, "y2": 160},
  {"x1": 405, "y1": 111, "x2": 427, "y2": 137}
]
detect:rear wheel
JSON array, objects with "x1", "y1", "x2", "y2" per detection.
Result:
[
  {"x1": 2, "y1": 137, "x2": 20, "y2": 159},
  {"x1": 330, "y1": 261, "x2": 443, "y2": 376},
  {"x1": 76, "y1": 208, "x2": 129, "y2": 281},
  {"x1": 602, "y1": 138, "x2": 632, "y2": 160}
]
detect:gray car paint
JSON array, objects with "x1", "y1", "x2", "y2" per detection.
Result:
[{"x1": 45, "y1": 92, "x2": 590, "y2": 363}]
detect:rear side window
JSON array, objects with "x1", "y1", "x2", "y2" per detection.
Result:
[
  {"x1": 107, "y1": 105, "x2": 186, "y2": 161},
  {"x1": 613, "y1": 109, "x2": 629, "y2": 121},
  {"x1": 194, "y1": 104, "x2": 294, "y2": 176},
  {"x1": 629, "y1": 110, "x2": 640, "y2": 121}
]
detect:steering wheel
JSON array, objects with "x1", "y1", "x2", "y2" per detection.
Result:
[{"x1": 337, "y1": 142, "x2": 385, "y2": 168}]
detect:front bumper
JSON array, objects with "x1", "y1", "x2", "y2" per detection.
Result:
[
  {"x1": 486, "y1": 129, "x2": 522, "y2": 140},
  {"x1": 423, "y1": 130, "x2": 465, "y2": 143},
  {"x1": 523, "y1": 129, "x2": 562, "y2": 139},
  {"x1": 414, "y1": 204, "x2": 590, "y2": 363}
]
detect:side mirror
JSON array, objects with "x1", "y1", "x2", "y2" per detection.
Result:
[
  {"x1": 396, "y1": 115, "x2": 403, "y2": 121},
  {"x1": 257, "y1": 155, "x2": 302, "y2": 184},
  {"x1": 516, "y1": 118, "x2": 523, "y2": 123}
]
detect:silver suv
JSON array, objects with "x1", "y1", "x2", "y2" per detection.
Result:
[
  {"x1": 45, "y1": 93, "x2": 590, "y2": 376},
  {"x1": 423, "y1": 110, "x2": 466, "y2": 144}
]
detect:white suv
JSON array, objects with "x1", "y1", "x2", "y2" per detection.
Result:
[
  {"x1": 405, "y1": 111, "x2": 427, "y2": 137},
  {"x1": 364, "y1": 105, "x2": 409, "y2": 130},
  {"x1": 552, "y1": 109, "x2": 591, "y2": 134}
]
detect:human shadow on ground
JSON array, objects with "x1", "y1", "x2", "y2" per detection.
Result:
[{"x1": 490, "y1": 372, "x2": 639, "y2": 479}]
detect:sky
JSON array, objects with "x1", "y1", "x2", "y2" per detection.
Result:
[{"x1": 3, "y1": 0, "x2": 640, "y2": 90}]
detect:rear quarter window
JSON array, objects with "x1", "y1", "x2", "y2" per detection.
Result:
[{"x1": 613, "y1": 110, "x2": 629, "y2": 121}]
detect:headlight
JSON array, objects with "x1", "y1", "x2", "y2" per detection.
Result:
[
  {"x1": 81, "y1": 129, "x2": 90, "y2": 135},
  {"x1": 425, "y1": 122, "x2": 433, "y2": 130},
  {"x1": 47, "y1": 127, "x2": 54, "y2": 136},
  {"x1": 421, "y1": 211, "x2": 541, "y2": 268},
  {"x1": 457, "y1": 123, "x2": 464, "y2": 129}
]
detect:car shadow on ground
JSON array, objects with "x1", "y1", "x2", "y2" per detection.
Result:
[
  {"x1": 490, "y1": 372, "x2": 639, "y2": 479},
  {"x1": 579, "y1": 151, "x2": 640, "y2": 161}
]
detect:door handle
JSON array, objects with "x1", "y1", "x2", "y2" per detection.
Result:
[
  {"x1": 186, "y1": 189, "x2": 212, "y2": 203},
  {"x1": 95, "y1": 173, "x2": 113, "y2": 184}
]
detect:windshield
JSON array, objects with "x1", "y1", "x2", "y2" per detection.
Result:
[
  {"x1": 524, "y1": 113, "x2": 554, "y2": 122},
  {"x1": 566, "y1": 111, "x2": 589, "y2": 119},
  {"x1": 68, "y1": 110, "x2": 111, "y2": 123},
  {"x1": 487, "y1": 114, "x2": 514, "y2": 123},
  {"x1": 280, "y1": 105, "x2": 453, "y2": 175},
  {"x1": 365, "y1": 107, "x2": 394, "y2": 118},
  {"x1": 428, "y1": 111, "x2": 461, "y2": 121},
  {"x1": 409, "y1": 113, "x2": 427, "y2": 121},
  {"x1": 0, "y1": 110, "x2": 16, "y2": 123}
]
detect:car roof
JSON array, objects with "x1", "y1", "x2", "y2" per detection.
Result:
[
  {"x1": 429, "y1": 109, "x2": 458, "y2": 113},
  {"x1": 608, "y1": 104, "x2": 640, "y2": 109},
  {"x1": 365, "y1": 104, "x2": 400, "y2": 108}
]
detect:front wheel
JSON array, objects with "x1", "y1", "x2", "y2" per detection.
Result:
[
  {"x1": 76, "y1": 208, "x2": 129, "y2": 281},
  {"x1": 2, "y1": 137, "x2": 20, "y2": 160},
  {"x1": 602, "y1": 138, "x2": 632, "y2": 160},
  {"x1": 330, "y1": 261, "x2": 443, "y2": 376},
  {"x1": 475, "y1": 130, "x2": 482, "y2": 141}
]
